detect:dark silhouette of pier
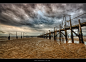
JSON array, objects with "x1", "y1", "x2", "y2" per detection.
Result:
[{"x1": 38, "y1": 13, "x2": 86, "y2": 44}]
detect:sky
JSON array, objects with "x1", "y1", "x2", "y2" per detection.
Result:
[{"x1": 0, "y1": 3, "x2": 86, "y2": 36}]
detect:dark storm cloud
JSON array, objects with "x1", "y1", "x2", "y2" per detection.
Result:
[
  {"x1": 0, "y1": 3, "x2": 86, "y2": 32},
  {"x1": 80, "y1": 3, "x2": 86, "y2": 12},
  {"x1": 0, "y1": 4, "x2": 43, "y2": 25}
]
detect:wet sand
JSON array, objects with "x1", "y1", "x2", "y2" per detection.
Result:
[{"x1": 0, "y1": 37, "x2": 86, "y2": 59}]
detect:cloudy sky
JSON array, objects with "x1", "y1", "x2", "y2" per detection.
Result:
[{"x1": 0, "y1": 3, "x2": 86, "y2": 36}]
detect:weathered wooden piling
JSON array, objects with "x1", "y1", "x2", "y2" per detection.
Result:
[
  {"x1": 49, "y1": 30, "x2": 51, "y2": 39},
  {"x1": 78, "y1": 19, "x2": 84, "y2": 43},
  {"x1": 59, "y1": 24, "x2": 61, "y2": 42},
  {"x1": 69, "y1": 17, "x2": 74, "y2": 43},
  {"x1": 16, "y1": 31, "x2": 18, "y2": 39},
  {"x1": 21, "y1": 32, "x2": 22, "y2": 39},
  {"x1": 54, "y1": 27, "x2": 57, "y2": 41},
  {"x1": 23, "y1": 32, "x2": 24, "y2": 38},
  {"x1": 45, "y1": 34, "x2": 46, "y2": 39},
  {"x1": 64, "y1": 25, "x2": 68, "y2": 43},
  {"x1": 8, "y1": 33, "x2": 10, "y2": 40}
]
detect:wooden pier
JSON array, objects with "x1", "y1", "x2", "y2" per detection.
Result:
[{"x1": 38, "y1": 18, "x2": 86, "y2": 44}]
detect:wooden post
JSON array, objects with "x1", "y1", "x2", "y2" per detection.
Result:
[
  {"x1": 54, "y1": 27, "x2": 55, "y2": 40},
  {"x1": 77, "y1": 28, "x2": 80, "y2": 43},
  {"x1": 54, "y1": 27, "x2": 57, "y2": 41},
  {"x1": 64, "y1": 25, "x2": 68, "y2": 43},
  {"x1": 64, "y1": 14, "x2": 68, "y2": 43},
  {"x1": 41, "y1": 35, "x2": 42, "y2": 38},
  {"x1": 23, "y1": 32, "x2": 24, "y2": 38},
  {"x1": 61, "y1": 34, "x2": 64, "y2": 43},
  {"x1": 8, "y1": 33, "x2": 10, "y2": 40},
  {"x1": 65, "y1": 15, "x2": 66, "y2": 28},
  {"x1": 21, "y1": 32, "x2": 22, "y2": 39},
  {"x1": 57, "y1": 32, "x2": 59, "y2": 41},
  {"x1": 78, "y1": 19, "x2": 84, "y2": 43},
  {"x1": 69, "y1": 16, "x2": 74, "y2": 43},
  {"x1": 59, "y1": 24, "x2": 61, "y2": 42},
  {"x1": 46, "y1": 34, "x2": 47, "y2": 39},
  {"x1": 16, "y1": 31, "x2": 18, "y2": 39},
  {"x1": 49, "y1": 30, "x2": 51, "y2": 39},
  {"x1": 42, "y1": 35, "x2": 43, "y2": 38}
]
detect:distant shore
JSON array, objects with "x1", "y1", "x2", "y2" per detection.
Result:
[{"x1": 0, "y1": 36, "x2": 86, "y2": 42}]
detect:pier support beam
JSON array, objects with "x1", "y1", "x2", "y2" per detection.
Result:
[
  {"x1": 78, "y1": 19, "x2": 84, "y2": 43},
  {"x1": 8, "y1": 33, "x2": 10, "y2": 40},
  {"x1": 49, "y1": 30, "x2": 51, "y2": 39},
  {"x1": 64, "y1": 25, "x2": 68, "y2": 43},
  {"x1": 54, "y1": 27, "x2": 57, "y2": 41},
  {"x1": 23, "y1": 32, "x2": 24, "y2": 38},
  {"x1": 59, "y1": 24, "x2": 61, "y2": 42},
  {"x1": 69, "y1": 17, "x2": 74, "y2": 43},
  {"x1": 60, "y1": 31, "x2": 65, "y2": 43}
]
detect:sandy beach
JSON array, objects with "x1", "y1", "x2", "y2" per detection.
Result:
[{"x1": 0, "y1": 37, "x2": 86, "y2": 59}]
